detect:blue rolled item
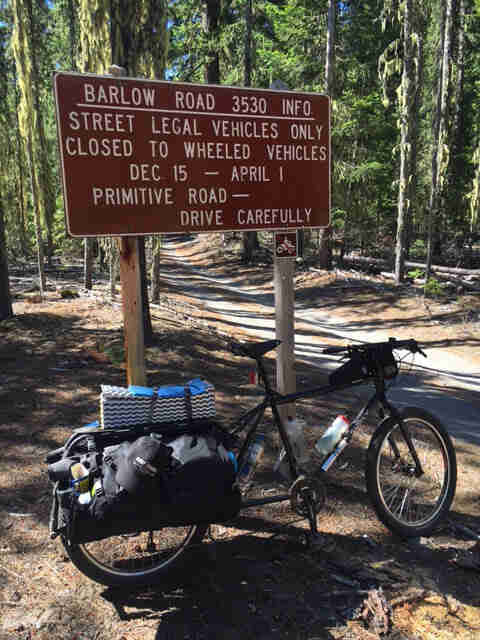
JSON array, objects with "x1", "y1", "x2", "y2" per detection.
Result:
[{"x1": 128, "y1": 378, "x2": 210, "y2": 398}]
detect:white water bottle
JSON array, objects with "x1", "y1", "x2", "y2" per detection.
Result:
[
  {"x1": 314, "y1": 415, "x2": 350, "y2": 458},
  {"x1": 237, "y1": 433, "x2": 265, "y2": 491},
  {"x1": 274, "y1": 418, "x2": 308, "y2": 481}
]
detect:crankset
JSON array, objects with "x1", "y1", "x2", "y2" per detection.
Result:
[{"x1": 289, "y1": 474, "x2": 326, "y2": 518}]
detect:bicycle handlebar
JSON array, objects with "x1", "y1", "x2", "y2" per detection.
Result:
[{"x1": 322, "y1": 337, "x2": 427, "y2": 358}]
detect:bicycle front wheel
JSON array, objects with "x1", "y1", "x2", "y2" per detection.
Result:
[
  {"x1": 366, "y1": 407, "x2": 456, "y2": 538},
  {"x1": 63, "y1": 524, "x2": 208, "y2": 587}
]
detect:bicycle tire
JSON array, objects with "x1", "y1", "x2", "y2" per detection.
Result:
[
  {"x1": 62, "y1": 523, "x2": 209, "y2": 587},
  {"x1": 366, "y1": 407, "x2": 456, "y2": 538}
]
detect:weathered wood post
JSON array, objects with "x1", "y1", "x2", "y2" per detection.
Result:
[
  {"x1": 274, "y1": 254, "x2": 296, "y2": 421},
  {"x1": 270, "y1": 81, "x2": 296, "y2": 421},
  {"x1": 109, "y1": 65, "x2": 146, "y2": 387}
]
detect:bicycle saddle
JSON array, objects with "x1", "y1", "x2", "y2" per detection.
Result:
[{"x1": 230, "y1": 339, "x2": 281, "y2": 360}]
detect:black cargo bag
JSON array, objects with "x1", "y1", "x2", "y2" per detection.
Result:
[
  {"x1": 329, "y1": 344, "x2": 398, "y2": 386},
  {"x1": 51, "y1": 424, "x2": 241, "y2": 545},
  {"x1": 329, "y1": 352, "x2": 368, "y2": 386}
]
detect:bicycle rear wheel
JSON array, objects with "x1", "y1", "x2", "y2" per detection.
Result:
[
  {"x1": 366, "y1": 407, "x2": 456, "y2": 538},
  {"x1": 63, "y1": 524, "x2": 208, "y2": 587}
]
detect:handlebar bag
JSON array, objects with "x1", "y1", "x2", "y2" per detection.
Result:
[
  {"x1": 374, "y1": 344, "x2": 398, "y2": 379},
  {"x1": 329, "y1": 353, "x2": 368, "y2": 386},
  {"x1": 329, "y1": 344, "x2": 398, "y2": 386}
]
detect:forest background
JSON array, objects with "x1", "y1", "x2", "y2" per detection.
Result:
[{"x1": 1, "y1": 0, "x2": 480, "y2": 324}]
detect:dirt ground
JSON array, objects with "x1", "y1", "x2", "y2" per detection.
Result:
[{"x1": 1, "y1": 235, "x2": 480, "y2": 640}]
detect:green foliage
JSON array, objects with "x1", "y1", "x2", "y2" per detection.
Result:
[
  {"x1": 407, "y1": 268, "x2": 424, "y2": 279},
  {"x1": 424, "y1": 277, "x2": 445, "y2": 298},
  {"x1": 1, "y1": 0, "x2": 480, "y2": 276}
]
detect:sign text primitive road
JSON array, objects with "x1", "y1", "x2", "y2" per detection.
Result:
[{"x1": 54, "y1": 73, "x2": 330, "y2": 237}]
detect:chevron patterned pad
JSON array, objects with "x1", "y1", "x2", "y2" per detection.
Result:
[{"x1": 100, "y1": 378, "x2": 215, "y2": 428}]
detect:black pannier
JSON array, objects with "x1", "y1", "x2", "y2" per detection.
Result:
[{"x1": 49, "y1": 421, "x2": 241, "y2": 545}]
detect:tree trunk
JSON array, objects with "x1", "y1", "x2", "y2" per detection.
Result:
[
  {"x1": 14, "y1": 119, "x2": 28, "y2": 257},
  {"x1": 11, "y1": 0, "x2": 47, "y2": 278},
  {"x1": 244, "y1": 0, "x2": 252, "y2": 87},
  {"x1": 25, "y1": 0, "x2": 54, "y2": 265},
  {"x1": 109, "y1": 239, "x2": 117, "y2": 300},
  {"x1": 447, "y1": 0, "x2": 466, "y2": 240},
  {"x1": 25, "y1": 134, "x2": 46, "y2": 296},
  {"x1": 406, "y1": 12, "x2": 426, "y2": 259},
  {"x1": 150, "y1": 236, "x2": 162, "y2": 303},
  {"x1": 319, "y1": 0, "x2": 336, "y2": 270},
  {"x1": 139, "y1": 237, "x2": 154, "y2": 345},
  {"x1": 84, "y1": 238, "x2": 94, "y2": 290},
  {"x1": 0, "y1": 194, "x2": 13, "y2": 321},
  {"x1": 204, "y1": 0, "x2": 221, "y2": 84},
  {"x1": 242, "y1": 231, "x2": 259, "y2": 263},
  {"x1": 12, "y1": 85, "x2": 29, "y2": 258},
  {"x1": 471, "y1": 143, "x2": 480, "y2": 231},
  {"x1": 241, "y1": 0, "x2": 258, "y2": 262},
  {"x1": 318, "y1": 228, "x2": 332, "y2": 269},
  {"x1": 395, "y1": 0, "x2": 414, "y2": 284},
  {"x1": 325, "y1": 0, "x2": 335, "y2": 94},
  {"x1": 426, "y1": 0, "x2": 455, "y2": 281}
]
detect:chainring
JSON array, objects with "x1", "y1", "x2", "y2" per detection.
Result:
[{"x1": 290, "y1": 475, "x2": 326, "y2": 517}]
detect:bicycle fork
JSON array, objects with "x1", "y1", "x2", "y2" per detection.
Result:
[{"x1": 378, "y1": 395, "x2": 425, "y2": 478}]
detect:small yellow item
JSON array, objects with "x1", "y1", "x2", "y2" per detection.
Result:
[
  {"x1": 70, "y1": 462, "x2": 90, "y2": 493},
  {"x1": 90, "y1": 479, "x2": 102, "y2": 498}
]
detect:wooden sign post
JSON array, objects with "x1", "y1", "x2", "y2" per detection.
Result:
[
  {"x1": 118, "y1": 235, "x2": 146, "y2": 386},
  {"x1": 274, "y1": 256, "x2": 296, "y2": 420},
  {"x1": 110, "y1": 66, "x2": 146, "y2": 386}
]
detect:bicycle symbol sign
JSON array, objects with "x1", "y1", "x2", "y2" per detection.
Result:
[{"x1": 275, "y1": 231, "x2": 298, "y2": 258}]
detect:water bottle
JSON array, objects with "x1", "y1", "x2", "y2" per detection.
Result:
[
  {"x1": 237, "y1": 433, "x2": 265, "y2": 492},
  {"x1": 70, "y1": 462, "x2": 90, "y2": 493},
  {"x1": 314, "y1": 415, "x2": 350, "y2": 458},
  {"x1": 70, "y1": 462, "x2": 91, "y2": 505},
  {"x1": 274, "y1": 418, "x2": 308, "y2": 481}
]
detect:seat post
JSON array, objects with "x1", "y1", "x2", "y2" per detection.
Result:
[{"x1": 256, "y1": 356, "x2": 273, "y2": 395}]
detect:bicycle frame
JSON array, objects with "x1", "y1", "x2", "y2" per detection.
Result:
[{"x1": 231, "y1": 355, "x2": 424, "y2": 510}]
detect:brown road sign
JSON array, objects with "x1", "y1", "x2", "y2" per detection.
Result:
[{"x1": 53, "y1": 72, "x2": 330, "y2": 237}]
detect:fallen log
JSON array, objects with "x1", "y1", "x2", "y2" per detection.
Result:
[{"x1": 343, "y1": 254, "x2": 480, "y2": 277}]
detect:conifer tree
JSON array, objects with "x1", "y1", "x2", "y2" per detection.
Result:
[
  {"x1": 11, "y1": 0, "x2": 48, "y2": 295},
  {"x1": 426, "y1": 0, "x2": 455, "y2": 281}
]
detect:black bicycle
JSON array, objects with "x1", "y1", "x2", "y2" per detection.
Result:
[{"x1": 55, "y1": 336, "x2": 457, "y2": 587}]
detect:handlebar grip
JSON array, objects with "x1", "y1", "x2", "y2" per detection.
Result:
[
  {"x1": 389, "y1": 337, "x2": 427, "y2": 357},
  {"x1": 45, "y1": 447, "x2": 65, "y2": 464}
]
